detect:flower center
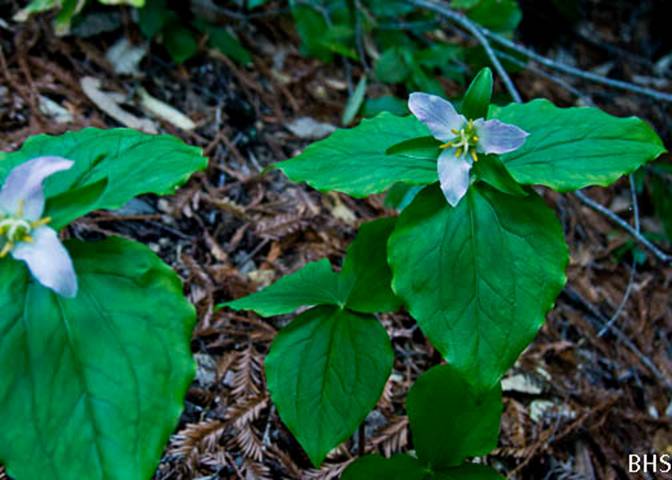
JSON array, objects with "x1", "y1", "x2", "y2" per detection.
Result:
[
  {"x1": 439, "y1": 119, "x2": 480, "y2": 162},
  {"x1": 0, "y1": 210, "x2": 51, "y2": 258}
]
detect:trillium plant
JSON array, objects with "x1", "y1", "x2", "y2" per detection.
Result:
[
  {"x1": 226, "y1": 67, "x2": 667, "y2": 475},
  {"x1": 0, "y1": 129, "x2": 206, "y2": 480}
]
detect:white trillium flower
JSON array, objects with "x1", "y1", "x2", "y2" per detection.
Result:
[
  {"x1": 408, "y1": 92, "x2": 530, "y2": 207},
  {"x1": 0, "y1": 156, "x2": 78, "y2": 298}
]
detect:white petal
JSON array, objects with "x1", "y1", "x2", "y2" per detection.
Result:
[
  {"x1": 0, "y1": 156, "x2": 74, "y2": 220},
  {"x1": 474, "y1": 119, "x2": 529, "y2": 155},
  {"x1": 437, "y1": 149, "x2": 472, "y2": 207},
  {"x1": 11, "y1": 226, "x2": 78, "y2": 298},
  {"x1": 408, "y1": 93, "x2": 466, "y2": 142}
]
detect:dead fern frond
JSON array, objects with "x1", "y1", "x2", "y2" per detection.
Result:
[
  {"x1": 169, "y1": 419, "x2": 227, "y2": 467},
  {"x1": 303, "y1": 459, "x2": 355, "y2": 480},
  {"x1": 267, "y1": 444, "x2": 303, "y2": 479},
  {"x1": 226, "y1": 394, "x2": 269, "y2": 429},
  {"x1": 232, "y1": 346, "x2": 264, "y2": 397},
  {"x1": 244, "y1": 459, "x2": 273, "y2": 480},
  {"x1": 234, "y1": 424, "x2": 266, "y2": 462},
  {"x1": 255, "y1": 213, "x2": 306, "y2": 239},
  {"x1": 369, "y1": 416, "x2": 409, "y2": 457}
]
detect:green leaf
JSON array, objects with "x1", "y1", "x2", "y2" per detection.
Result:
[
  {"x1": 0, "y1": 237, "x2": 195, "y2": 480},
  {"x1": 342, "y1": 454, "x2": 428, "y2": 480},
  {"x1": 340, "y1": 217, "x2": 402, "y2": 313},
  {"x1": 44, "y1": 178, "x2": 108, "y2": 230},
  {"x1": 376, "y1": 48, "x2": 411, "y2": 84},
  {"x1": 223, "y1": 259, "x2": 342, "y2": 315},
  {"x1": 408, "y1": 364, "x2": 502, "y2": 469},
  {"x1": 195, "y1": 20, "x2": 252, "y2": 66},
  {"x1": 388, "y1": 184, "x2": 568, "y2": 391},
  {"x1": 278, "y1": 113, "x2": 436, "y2": 197},
  {"x1": 291, "y1": 4, "x2": 328, "y2": 59},
  {"x1": 163, "y1": 22, "x2": 199, "y2": 63},
  {"x1": 363, "y1": 0, "x2": 417, "y2": 17},
  {"x1": 493, "y1": 99, "x2": 667, "y2": 192},
  {"x1": 472, "y1": 155, "x2": 527, "y2": 197},
  {"x1": 0, "y1": 128, "x2": 207, "y2": 227},
  {"x1": 386, "y1": 136, "x2": 441, "y2": 160},
  {"x1": 266, "y1": 305, "x2": 393, "y2": 466},
  {"x1": 385, "y1": 183, "x2": 423, "y2": 211},
  {"x1": 466, "y1": 0, "x2": 522, "y2": 32},
  {"x1": 342, "y1": 76, "x2": 368, "y2": 126},
  {"x1": 137, "y1": 0, "x2": 171, "y2": 38},
  {"x1": 461, "y1": 67, "x2": 493, "y2": 120}
]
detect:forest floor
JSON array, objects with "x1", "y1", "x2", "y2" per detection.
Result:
[{"x1": 1, "y1": 1, "x2": 671, "y2": 479}]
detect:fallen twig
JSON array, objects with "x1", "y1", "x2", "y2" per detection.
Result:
[
  {"x1": 409, "y1": 0, "x2": 672, "y2": 103},
  {"x1": 574, "y1": 190, "x2": 671, "y2": 264},
  {"x1": 598, "y1": 175, "x2": 640, "y2": 336}
]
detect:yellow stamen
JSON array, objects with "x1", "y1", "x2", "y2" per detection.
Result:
[
  {"x1": 22, "y1": 235, "x2": 33, "y2": 243},
  {"x1": 31, "y1": 217, "x2": 51, "y2": 228},
  {"x1": 439, "y1": 142, "x2": 453, "y2": 149},
  {"x1": 0, "y1": 242, "x2": 13, "y2": 258},
  {"x1": 470, "y1": 150, "x2": 478, "y2": 162}
]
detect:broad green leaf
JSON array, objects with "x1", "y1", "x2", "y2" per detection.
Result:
[
  {"x1": 223, "y1": 259, "x2": 342, "y2": 315},
  {"x1": 340, "y1": 217, "x2": 401, "y2": 313},
  {"x1": 266, "y1": 305, "x2": 393, "y2": 466},
  {"x1": 389, "y1": 184, "x2": 568, "y2": 391},
  {"x1": 461, "y1": 67, "x2": 493, "y2": 120},
  {"x1": 343, "y1": 454, "x2": 428, "y2": 480},
  {"x1": 493, "y1": 99, "x2": 667, "y2": 191},
  {"x1": 0, "y1": 128, "x2": 207, "y2": 227},
  {"x1": 278, "y1": 113, "x2": 436, "y2": 197},
  {"x1": 386, "y1": 136, "x2": 441, "y2": 160},
  {"x1": 0, "y1": 237, "x2": 195, "y2": 480},
  {"x1": 342, "y1": 76, "x2": 368, "y2": 126},
  {"x1": 407, "y1": 365, "x2": 502, "y2": 469},
  {"x1": 472, "y1": 155, "x2": 527, "y2": 197},
  {"x1": 44, "y1": 178, "x2": 108, "y2": 230},
  {"x1": 433, "y1": 464, "x2": 505, "y2": 480},
  {"x1": 385, "y1": 183, "x2": 423, "y2": 211}
]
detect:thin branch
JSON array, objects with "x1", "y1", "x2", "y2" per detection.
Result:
[
  {"x1": 598, "y1": 174, "x2": 639, "y2": 336},
  {"x1": 493, "y1": 49, "x2": 592, "y2": 103},
  {"x1": 565, "y1": 287, "x2": 672, "y2": 392},
  {"x1": 480, "y1": 26, "x2": 672, "y2": 103},
  {"x1": 409, "y1": 0, "x2": 672, "y2": 103},
  {"x1": 574, "y1": 190, "x2": 672, "y2": 264},
  {"x1": 409, "y1": 0, "x2": 522, "y2": 102}
]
